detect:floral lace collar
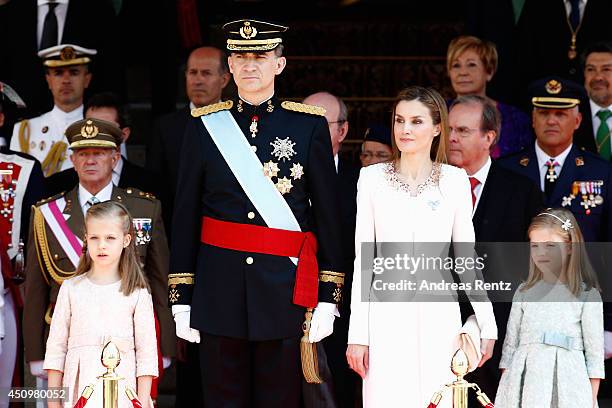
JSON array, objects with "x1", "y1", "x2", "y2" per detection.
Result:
[{"x1": 383, "y1": 161, "x2": 441, "y2": 196}]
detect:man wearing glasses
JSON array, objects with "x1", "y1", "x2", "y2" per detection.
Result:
[{"x1": 359, "y1": 124, "x2": 392, "y2": 167}]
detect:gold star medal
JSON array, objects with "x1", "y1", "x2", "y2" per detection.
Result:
[
  {"x1": 263, "y1": 161, "x2": 279, "y2": 178},
  {"x1": 276, "y1": 177, "x2": 293, "y2": 195}
]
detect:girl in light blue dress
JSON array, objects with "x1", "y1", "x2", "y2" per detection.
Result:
[{"x1": 495, "y1": 208, "x2": 604, "y2": 408}]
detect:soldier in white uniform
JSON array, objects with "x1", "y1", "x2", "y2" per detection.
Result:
[{"x1": 10, "y1": 44, "x2": 96, "y2": 177}]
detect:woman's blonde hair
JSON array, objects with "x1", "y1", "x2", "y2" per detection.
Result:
[
  {"x1": 446, "y1": 35, "x2": 498, "y2": 76},
  {"x1": 75, "y1": 201, "x2": 150, "y2": 295},
  {"x1": 523, "y1": 208, "x2": 599, "y2": 296},
  {"x1": 390, "y1": 86, "x2": 448, "y2": 163}
]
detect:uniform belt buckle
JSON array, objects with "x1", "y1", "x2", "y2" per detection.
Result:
[{"x1": 542, "y1": 332, "x2": 573, "y2": 350}]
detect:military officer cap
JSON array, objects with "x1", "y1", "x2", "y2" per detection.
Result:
[
  {"x1": 529, "y1": 76, "x2": 585, "y2": 109},
  {"x1": 65, "y1": 118, "x2": 123, "y2": 150},
  {"x1": 38, "y1": 44, "x2": 97, "y2": 68},
  {"x1": 222, "y1": 19, "x2": 288, "y2": 52},
  {"x1": 363, "y1": 124, "x2": 392, "y2": 147}
]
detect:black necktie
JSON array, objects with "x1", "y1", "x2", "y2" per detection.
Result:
[
  {"x1": 40, "y1": 2, "x2": 59, "y2": 50},
  {"x1": 569, "y1": 0, "x2": 581, "y2": 30}
]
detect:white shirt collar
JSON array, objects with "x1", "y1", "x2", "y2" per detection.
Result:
[
  {"x1": 112, "y1": 156, "x2": 124, "y2": 186},
  {"x1": 238, "y1": 93, "x2": 274, "y2": 106},
  {"x1": 590, "y1": 99, "x2": 612, "y2": 118},
  {"x1": 78, "y1": 180, "x2": 114, "y2": 215},
  {"x1": 535, "y1": 141, "x2": 572, "y2": 169},
  {"x1": 334, "y1": 154, "x2": 339, "y2": 173},
  {"x1": 469, "y1": 156, "x2": 491, "y2": 215},
  {"x1": 51, "y1": 104, "x2": 83, "y2": 122},
  {"x1": 37, "y1": 0, "x2": 69, "y2": 5}
]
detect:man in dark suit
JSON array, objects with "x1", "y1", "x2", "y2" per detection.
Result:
[
  {"x1": 577, "y1": 41, "x2": 612, "y2": 160},
  {"x1": 0, "y1": 0, "x2": 122, "y2": 117},
  {"x1": 46, "y1": 92, "x2": 158, "y2": 196},
  {"x1": 147, "y1": 46, "x2": 230, "y2": 241},
  {"x1": 516, "y1": 0, "x2": 612, "y2": 104},
  {"x1": 448, "y1": 95, "x2": 543, "y2": 400},
  {"x1": 303, "y1": 91, "x2": 359, "y2": 408},
  {"x1": 169, "y1": 20, "x2": 345, "y2": 407}
]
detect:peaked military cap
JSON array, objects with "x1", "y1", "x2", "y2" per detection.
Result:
[
  {"x1": 222, "y1": 19, "x2": 288, "y2": 52},
  {"x1": 38, "y1": 44, "x2": 97, "y2": 68},
  {"x1": 529, "y1": 76, "x2": 584, "y2": 109},
  {"x1": 65, "y1": 118, "x2": 122, "y2": 150}
]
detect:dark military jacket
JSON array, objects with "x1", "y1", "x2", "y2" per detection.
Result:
[
  {"x1": 23, "y1": 185, "x2": 175, "y2": 362},
  {"x1": 498, "y1": 143, "x2": 612, "y2": 242},
  {"x1": 169, "y1": 97, "x2": 345, "y2": 341}
]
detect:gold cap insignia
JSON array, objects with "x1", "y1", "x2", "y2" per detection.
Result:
[
  {"x1": 80, "y1": 120, "x2": 99, "y2": 139},
  {"x1": 240, "y1": 21, "x2": 258, "y2": 39},
  {"x1": 545, "y1": 80, "x2": 562, "y2": 95},
  {"x1": 60, "y1": 46, "x2": 76, "y2": 62},
  {"x1": 576, "y1": 157, "x2": 584, "y2": 166},
  {"x1": 520, "y1": 157, "x2": 529, "y2": 167}
]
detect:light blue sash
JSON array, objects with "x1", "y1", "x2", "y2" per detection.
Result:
[{"x1": 200, "y1": 111, "x2": 302, "y2": 258}]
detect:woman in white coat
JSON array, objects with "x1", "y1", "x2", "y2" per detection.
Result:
[{"x1": 346, "y1": 86, "x2": 497, "y2": 408}]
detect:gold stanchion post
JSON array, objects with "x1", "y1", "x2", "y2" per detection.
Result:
[{"x1": 98, "y1": 341, "x2": 124, "y2": 408}]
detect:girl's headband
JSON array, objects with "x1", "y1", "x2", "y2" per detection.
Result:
[{"x1": 537, "y1": 212, "x2": 573, "y2": 232}]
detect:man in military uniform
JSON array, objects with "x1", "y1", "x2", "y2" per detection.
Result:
[
  {"x1": 169, "y1": 20, "x2": 345, "y2": 407},
  {"x1": 498, "y1": 76, "x2": 612, "y2": 242},
  {"x1": 23, "y1": 118, "x2": 174, "y2": 382},
  {"x1": 10, "y1": 44, "x2": 96, "y2": 177}
]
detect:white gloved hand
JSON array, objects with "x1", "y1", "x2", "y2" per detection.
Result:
[
  {"x1": 308, "y1": 302, "x2": 337, "y2": 343},
  {"x1": 162, "y1": 357, "x2": 172, "y2": 369},
  {"x1": 173, "y1": 310, "x2": 200, "y2": 344},
  {"x1": 29, "y1": 360, "x2": 48, "y2": 379}
]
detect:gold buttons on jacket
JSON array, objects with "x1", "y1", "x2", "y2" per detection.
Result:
[
  {"x1": 246, "y1": 257, "x2": 254, "y2": 265},
  {"x1": 247, "y1": 212, "x2": 255, "y2": 219}
]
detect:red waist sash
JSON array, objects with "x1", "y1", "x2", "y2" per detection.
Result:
[{"x1": 200, "y1": 216, "x2": 318, "y2": 308}]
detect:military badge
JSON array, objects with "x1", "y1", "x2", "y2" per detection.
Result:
[
  {"x1": 60, "y1": 46, "x2": 76, "y2": 62},
  {"x1": 239, "y1": 21, "x2": 257, "y2": 39},
  {"x1": 270, "y1": 137, "x2": 296, "y2": 162},
  {"x1": 520, "y1": 157, "x2": 529, "y2": 167},
  {"x1": 276, "y1": 177, "x2": 293, "y2": 195},
  {"x1": 545, "y1": 80, "x2": 562, "y2": 95},
  {"x1": 575, "y1": 157, "x2": 584, "y2": 166},
  {"x1": 133, "y1": 218, "x2": 152, "y2": 245},
  {"x1": 80, "y1": 120, "x2": 99, "y2": 139},
  {"x1": 42, "y1": 126, "x2": 49, "y2": 134},
  {"x1": 263, "y1": 161, "x2": 280, "y2": 178},
  {"x1": 290, "y1": 163, "x2": 304, "y2": 180}
]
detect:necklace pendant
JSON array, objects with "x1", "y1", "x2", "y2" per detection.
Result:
[{"x1": 568, "y1": 47, "x2": 577, "y2": 60}]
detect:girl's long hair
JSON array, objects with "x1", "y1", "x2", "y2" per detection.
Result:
[
  {"x1": 390, "y1": 86, "x2": 449, "y2": 164},
  {"x1": 523, "y1": 208, "x2": 599, "y2": 296},
  {"x1": 75, "y1": 201, "x2": 150, "y2": 295}
]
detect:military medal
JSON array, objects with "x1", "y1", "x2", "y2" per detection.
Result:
[
  {"x1": 562, "y1": 182, "x2": 579, "y2": 207},
  {"x1": 579, "y1": 182, "x2": 591, "y2": 215},
  {"x1": 568, "y1": 34, "x2": 577, "y2": 60},
  {"x1": 133, "y1": 218, "x2": 152, "y2": 245},
  {"x1": 290, "y1": 163, "x2": 304, "y2": 180},
  {"x1": 250, "y1": 115, "x2": 259, "y2": 138},
  {"x1": 594, "y1": 181, "x2": 604, "y2": 205},
  {"x1": 276, "y1": 177, "x2": 293, "y2": 195},
  {"x1": 40, "y1": 140, "x2": 46, "y2": 151},
  {"x1": 546, "y1": 159, "x2": 558, "y2": 182},
  {"x1": 270, "y1": 137, "x2": 296, "y2": 162},
  {"x1": 263, "y1": 161, "x2": 279, "y2": 178}
]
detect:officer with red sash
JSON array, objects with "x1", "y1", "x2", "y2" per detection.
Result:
[{"x1": 169, "y1": 19, "x2": 345, "y2": 407}]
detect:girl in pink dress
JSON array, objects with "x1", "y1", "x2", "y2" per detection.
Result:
[{"x1": 44, "y1": 201, "x2": 158, "y2": 408}]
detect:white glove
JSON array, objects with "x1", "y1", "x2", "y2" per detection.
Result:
[
  {"x1": 605, "y1": 331, "x2": 612, "y2": 359},
  {"x1": 29, "y1": 360, "x2": 48, "y2": 379},
  {"x1": 173, "y1": 307, "x2": 200, "y2": 344},
  {"x1": 308, "y1": 302, "x2": 338, "y2": 343},
  {"x1": 162, "y1": 357, "x2": 172, "y2": 369}
]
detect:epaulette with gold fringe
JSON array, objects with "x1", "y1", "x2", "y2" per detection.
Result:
[
  {"x1": 35, "y1": 192, "x2": 66, "y2": 207},
  {"x1": 281, "y1": 101, "x2": 326, "y2": 117},
  {"x1": 191, "y1": 100, "x2": 234, "y2": 117}
]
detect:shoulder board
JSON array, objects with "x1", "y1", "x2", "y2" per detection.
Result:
[
  {"x1": 191, "y1": 100, "x2": 234, "y2": 117},
  {"x1": 281, "y1": 101, "x2": 326, "y2": 117},
  {"x1": 36, "y1": 191, "x2": 65, "y2": 206},
  {"x1": 124, "y1": 187, "x2": 157, "y2": 201}
]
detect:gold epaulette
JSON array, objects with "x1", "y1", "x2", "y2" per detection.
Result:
[
  {"x1": 281, "y1": 101, "x2": 326, "y2": 117},
  {"x1": 191, "y1": 100, "x2": 234, "y2": 117},
  {"x1": 36, "y1": 192, "x2": 66, "y2": 207}
]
